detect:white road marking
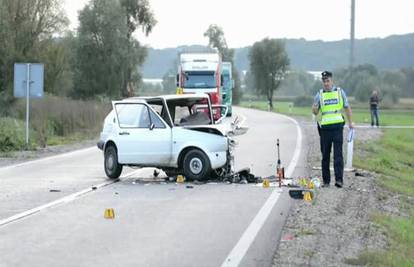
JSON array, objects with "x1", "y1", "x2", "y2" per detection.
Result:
[
  {"x1": 354, "y1": 125, "x2": 414, "y2": 129},
  {"x1": 299, "y1": 122, "x2": 414, "y2": 129},
  {"x1": 0, "y1": 169, "x2": 142, "y2": 227},
  {"x1": 0, "y1": 146, "x2": 96, "y2": 171},
  {"x1": 221, "y1": 113, "x2": 302, "y2": 267}
]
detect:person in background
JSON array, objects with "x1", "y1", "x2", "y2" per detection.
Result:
[
  {"x1": 312, "y1": 71, "x2": 354, "y2": 188},
  {"x1": 369, "y1": 89, "x2": 380, "y2": 127}
]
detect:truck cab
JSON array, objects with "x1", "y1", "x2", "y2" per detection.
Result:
[{"x1": 177, "y1": 52, "x2": 222, "y2": 120}]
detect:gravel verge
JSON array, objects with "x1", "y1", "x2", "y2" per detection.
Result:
[{"x1": 272, "y1": 118, "x2": 398, "y2": 267}]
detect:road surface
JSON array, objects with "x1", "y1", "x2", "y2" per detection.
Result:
[{"x1": 0, "y1": 107, "x2": 305, "y2": 267}]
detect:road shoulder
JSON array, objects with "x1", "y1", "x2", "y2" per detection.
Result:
[{"x1": 272, "y1": 118, "x2": 391, "y2": 266}]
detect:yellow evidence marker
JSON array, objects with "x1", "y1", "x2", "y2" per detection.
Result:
[
  {"x1": 262, "y1": 179, "x2": 270, "y2": 188},
  {"x1": 176, "y1": 175, "x2": 185, "y2": 183},
  {"x1": 104, "y1": 208, "x2": 115, "y2": 219},
  {"x1": 299, "y1": 178, "x2": 308, "y2": 187},
  {"x1": 303, "y1": 191, "x2": 313, "y2": 202},
  {"x1": 308, "y1": 181, "x2": 315, "y2": 189}
]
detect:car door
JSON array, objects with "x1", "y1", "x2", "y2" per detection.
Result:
[{"x1": 113, "y1": 101, "x2": 172, "y2": 165}]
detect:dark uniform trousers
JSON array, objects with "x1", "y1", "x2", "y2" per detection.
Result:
[{"x1": 320, "y1": 124, "x2": 344, "y2": 185}]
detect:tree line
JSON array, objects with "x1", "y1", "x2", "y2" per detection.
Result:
[
  {"x1": 1, "y1": 0, "x2": 410, "y2": 115},
  {"x1": 0, "y1": 0, "x2": 155, "y2": 114}
]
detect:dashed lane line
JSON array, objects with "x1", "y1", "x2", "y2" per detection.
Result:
[{"x1": 0, "y1": 169, "x2": 142, "y2": 227}]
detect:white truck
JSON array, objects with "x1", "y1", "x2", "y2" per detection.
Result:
[{"x1": 177, "y1": 52, "x2": 223, "y2": 120}]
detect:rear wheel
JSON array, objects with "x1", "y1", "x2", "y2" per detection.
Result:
[
  {"x1": 104, "y1": 145, "x2": 123, "y2": 179},
  {"x1": 182, "y1": 149, "x2": 211, "y2": 181}
]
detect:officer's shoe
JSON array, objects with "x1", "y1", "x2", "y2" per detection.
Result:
[
  {"x1": 335, "y1": 181, "x2": 343, "y2": 188},
  {"x1": 321, "y1": 183, "x2": 330, "y2": 188}
]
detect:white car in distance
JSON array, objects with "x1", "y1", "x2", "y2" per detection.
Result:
[{"x1": 97, "y1": 94, "x2": 245, "y2": 181}]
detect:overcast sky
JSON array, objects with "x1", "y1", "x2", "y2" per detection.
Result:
[{"x1": 64, "y1": 0, "x2": 414, "y2": 49}]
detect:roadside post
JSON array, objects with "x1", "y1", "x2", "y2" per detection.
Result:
[
  {"x1": 345, "y1": 128, "x2": 355, "y2": 171},
  {"x1": 13, "y1": 63, "x2": 44, "y2": 147}
]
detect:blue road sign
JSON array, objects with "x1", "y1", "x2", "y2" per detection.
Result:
[{"x1": 14, "y1": 63, "x2": 44, "y2": 98}]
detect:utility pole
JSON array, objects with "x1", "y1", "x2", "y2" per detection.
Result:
[{"x1": 350, "y1": 0, "x2": 355, "y2": 68}]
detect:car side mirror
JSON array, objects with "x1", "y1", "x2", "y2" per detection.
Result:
[{"x1": 149, "y1": 123, "x2": 155, "y2": 130}]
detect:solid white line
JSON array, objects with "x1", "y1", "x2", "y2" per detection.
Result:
[
  {"x1": 221, "y1": 113, "x2": 302, "y2": 267},
  {"x1": 0, "y1": 146, "x2": 97, "y2": 171},
  {"x1": 299, "y1": 122, "x2": 414, "y2": 129},
  {"x1": 0, "y1": 169, "x2": 141, "y2": 227},
  {"x1": 354, "y1": 125, "x2": 414, "y2": 129}
]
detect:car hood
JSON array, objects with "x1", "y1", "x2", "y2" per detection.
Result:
[{"x1": 183, "y1": 122, "x2": 248, "y2": 137}]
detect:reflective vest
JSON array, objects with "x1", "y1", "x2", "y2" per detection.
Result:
[{"x1": 319, "y1": 88, "x2": 345, "y2": 126}]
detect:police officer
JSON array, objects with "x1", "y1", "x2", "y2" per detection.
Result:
[{"x1": 312, "y1": 71, "x2": 354, "y2": 188}]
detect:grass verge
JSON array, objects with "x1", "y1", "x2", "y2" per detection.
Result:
[
  {"x1": 353, "y1": 129, "x2": 414, "y2": 266},
  {"x1": 240, "y1": 100, "x2": 414, "y2": 126},
  {"x1": 242, "y1": 100, "x2": 414, "y2": 266}
]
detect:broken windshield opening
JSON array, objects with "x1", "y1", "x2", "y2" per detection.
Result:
[{"x1": 166, "y1": 98, "x2": 212, "y2": 126}]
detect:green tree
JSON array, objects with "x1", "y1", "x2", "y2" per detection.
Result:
[
  {"x1": 335, "y1": 64, "x2": 402, "y2": 103},
  {"x1": 277, "y1": 70, "x2": 315, "y2": 96},
  {"x1": 120, "y1": 0, "x2": 156, "y2": 97},
  {"x1": 249, "y1": 38, "x2": 290, "y2": 109},
  {"x1": 74, "y1": 0, "x2": 155, "y2": 99},
  {"x1": 0, "y1": 0, "x2": 68, "y2": 113},
  {"x1": 204, "y1": 24, "x2": 242, "y2": 104},
  {"x1": 39, "y1": 34, "x2": 76, "y2": 96},
  {"x1": 401, "y1": 67, "x2": 414, "y2": 97}
]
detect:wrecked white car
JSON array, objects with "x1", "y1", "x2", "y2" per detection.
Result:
[{"x1": 97, "y1": 94, "x2": 247, "y2": 180}]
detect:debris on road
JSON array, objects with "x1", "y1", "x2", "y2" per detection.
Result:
[
  {"x1": 287, "y1": 177, "x2": 322, "y2": 201},
  {"x1": 49, "y1": 189, "x2": 61, "y2": 193},
  {"x1": 281, "y1": 234, "x2": 295, "y2": 242}
]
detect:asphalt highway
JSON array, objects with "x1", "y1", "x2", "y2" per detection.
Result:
[{"x1": 0, "y1": 107, "x2": 305, "y2": 267}]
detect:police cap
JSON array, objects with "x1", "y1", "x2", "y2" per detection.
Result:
[{"x1": 321, "y1": 71, "x2": 332, "y2": 80}]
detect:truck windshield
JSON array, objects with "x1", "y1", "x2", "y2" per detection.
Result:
[{"x1": 183, "y1": 71, "x2": 216, "y2": 88}]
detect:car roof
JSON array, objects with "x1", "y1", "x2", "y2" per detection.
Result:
[{"x1": 124, "y1": 94, "x2": 210, "y2": 102}]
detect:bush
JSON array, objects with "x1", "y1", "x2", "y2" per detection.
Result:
[
  {"x1": 12, "y1": 95, "x2": 111, "y2": 148},
  {"x1": 0, "y1": 117, "x2": 27, "y2": 152},
  {"x1": 293, "y1": 95, "x2": 313, "y2": 107}
]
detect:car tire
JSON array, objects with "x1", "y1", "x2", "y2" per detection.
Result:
[
  {"x1": 182, "y1": 149, "x2": 211, "y2": 181},
  {"x1": 104, "y1": 145, "x2": 123, "y2": 179}
]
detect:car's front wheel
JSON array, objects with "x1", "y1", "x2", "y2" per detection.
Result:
[
  {"x1": 104, "y1": 145, "x2": 123, "y2": 179},
  {"x1": 182, "y1": 149, "x2": 211, "y2": 181}
]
